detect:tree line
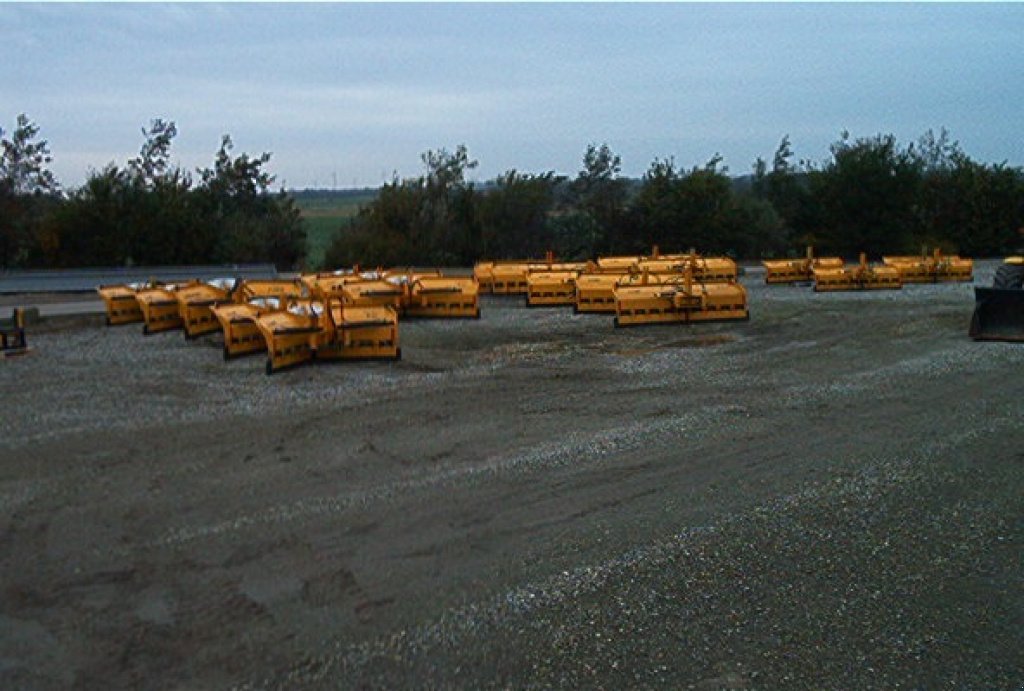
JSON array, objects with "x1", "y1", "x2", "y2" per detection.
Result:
[
  {"x1": 0, "y1": 115, "x2": 305, "y2": 269},
  {"x1": 3, "y1": 113, "x2": 1022, "y2": 271},
  {"x1": 326, "y1": 133, "x2": 1024, "y2": 267}
]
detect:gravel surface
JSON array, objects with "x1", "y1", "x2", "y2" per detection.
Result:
[{"x1": 1, "y1": 261, "x2": 1021, "y2": 689}]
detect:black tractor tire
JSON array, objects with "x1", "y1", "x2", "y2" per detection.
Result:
[{"x1": 993, "y1": 263, "x2": 1024, "y2": 290}]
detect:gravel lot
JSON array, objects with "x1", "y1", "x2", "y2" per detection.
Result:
[{"x1": 1, "y1": 262, "x2": 1021, "y2": 689}]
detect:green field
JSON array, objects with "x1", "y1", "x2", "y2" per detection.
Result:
[{"x1": 293, "y1": 190, "x2": 377, "y2": 269}]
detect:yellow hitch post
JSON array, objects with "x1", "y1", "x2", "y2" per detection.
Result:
[
  {"x1": 176, "y1": 278, "x2": 239, "y2": 339},
  {"x1": 97, "y1": 281, "x2": 157, "y2": 325},
  {"x1": 136, "y1": 282, "x2": 198, "y2": 334},
  {"x1": 813, "y1": 253, "x2": 902, "y2": 292},
  {"x1": 882, "y1": 248, "x2": 974, "y2": 283},
  {"x1": 762, "y1": 246, "x2": 844, "y2": 284}
]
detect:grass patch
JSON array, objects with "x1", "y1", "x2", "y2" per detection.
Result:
[{"x1": 294, "y1": 190, "x2": 377, "y2": 269}]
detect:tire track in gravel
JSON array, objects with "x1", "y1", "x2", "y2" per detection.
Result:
[
  {"x1": 139, "y1": 336, "x2": 1022, "y2": 552},
  {"x1": 147, "y1": 404, "x2": 746, "y2": 549},
  {"x1": 242, "y1": 414, "x2": 1019, "y2": 689}
]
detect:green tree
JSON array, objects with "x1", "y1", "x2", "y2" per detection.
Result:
[
  {"x1": 811, "y1": 132, "x2": 922, "y2": 256},
  {"x1": 572, "y1": 143, "x2": 628, "y2": 254},
  {"x1": 0, "y1": 114, "x2": 59, "y2": 266}
]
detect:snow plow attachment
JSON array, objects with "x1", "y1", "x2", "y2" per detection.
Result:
[
  {"x1": 256, "y1": 301, "x2": 322, "y2": 374},
  {"x1": 211, "y1": 297, "x2": 284, "y2": 359},
  {"x1": 257, "y1": 298, "x2": 401, "y2": 374},
  {"x1": 97, "y1": 282, "x2": 152, "y2": 325},
  {"x1": 402, "y1": 275, "x2": 480, "y2": 318},
  {"x1": 969, "y1": 259, "x2": 1024, "y2": 342},
  {"x1": 613, "y1": 272, "x2": 749, "y2": 327},
  {"x1": 137, "y1": 283, "x2": 197, "y2": 334},
  {"x1": 883, "y1": 249, "x2": 973, "y2": 283},
  {"x1": 763, "y1": 247, "x2": 844, "y2": 284},
  {"x1": 813, "y1": 254, "x2": 901, "y2": 292},
  {"x1": 176, "y1": 279, "x2": 239, "y2": 339},
  {"x1": 316, "y1": 299, "x2": 400, "y2": 364},
  {"x1": 210, "y1": 279, "x2": 305, "y2": 358},
  {"x1": 527, "y1": 270, "x2": 578, "y2": 307}
]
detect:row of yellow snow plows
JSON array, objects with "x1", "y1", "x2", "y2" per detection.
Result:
[
  {"x1": 761, "y1": 247, "x2": 974, "y2": 291},
  {"x1": 474, "y1": 248, "x2": 750, "y2": 326},
  {"x1": 98, "y1": 269, "x2": 479, "y2": 373}
]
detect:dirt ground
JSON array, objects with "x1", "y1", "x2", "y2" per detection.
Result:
[{"x1": 1, "y1": 263, "x2": 1021, "y2": 689}]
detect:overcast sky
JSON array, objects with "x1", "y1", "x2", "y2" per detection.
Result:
[{"x1": 2, "y1": 3, "x2": 1022, "y2": 190}]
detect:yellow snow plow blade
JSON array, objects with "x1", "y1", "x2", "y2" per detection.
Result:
[
  {"x1": 575, "y1": 272, "x2": 627, "y2": 313},
  {"x1": 341, "y1": 279, "x2": 404, "y2": 309},
  {"x1": 136, "y1": 282, "x2": 198, "y2": 334},
  {"x1": 238, "y1": 278, "x2": 306, "y2": 301},
  {"x1": 490, "y1": 263, "x2": 531, "y2": 295},
  {"x1": 257, "y1": 298, "x2": 401, "y2": 374},
  {"x1": 813, "y1": 254, "x2": 902, "y2": 292},
  {"x1": 763, "y1": 247, "x2": 844, "y2": 284},
  {"x1": 402, "y1": 275, "x2": 480, "y2": 318},
  {"x1": 527, "y1": 270, "x2": 578, "y2": 307},
  {"x1": 255, "y1": 300, "x2": 322, "y2": 373},
  {"x1": 211, "y1": 297, "x2": 287, "y2": 359},
  {"x1": 316, "y1": 299, "x2": 400, "y2": 364},
  {"x1": 613, "y1": 274, "x2": 749, "y2": 327},
  {"x1": 176, "y1": 278, "x2": 239, "y2": 339},
  {"x1": 97, "y1": 282, "x2": 155, "y2": 325},
  {"x1": 883, "y1": 248, "x2": 973, "y2": 283}
]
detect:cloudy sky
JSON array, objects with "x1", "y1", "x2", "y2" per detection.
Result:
[{"x1": 2, "y1": 3, "x2": 1022, "y2": 190}]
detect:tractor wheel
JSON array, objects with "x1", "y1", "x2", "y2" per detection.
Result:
[{"x1": 993, "y1": 263, "x2": 1024, "y2": 289}]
